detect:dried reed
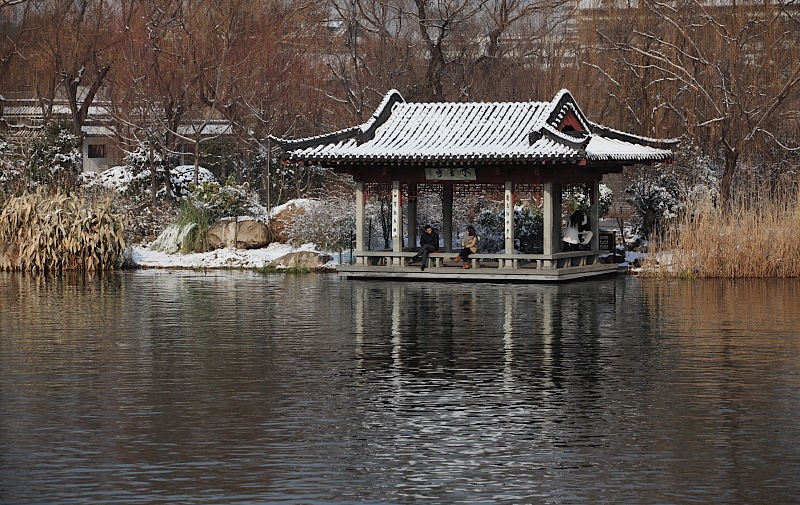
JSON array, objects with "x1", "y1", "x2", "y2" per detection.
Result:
[
  {"x1": 0, "y1": 189, "x2": 126, "y2": 272},
  {"x1": 645, "y1": 192, "x2": 800, "y2": 278}
]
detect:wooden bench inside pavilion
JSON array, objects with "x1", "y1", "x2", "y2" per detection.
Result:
[{"x1": 272, "y1": 89, "x2": 676, "y2": 282}]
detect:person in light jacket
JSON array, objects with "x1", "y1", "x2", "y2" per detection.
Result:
[{"x1": 454, "y1": 225, "x2": 478, "y2": 269}]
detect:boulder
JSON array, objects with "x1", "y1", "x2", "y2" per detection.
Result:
[
  {"x1": 269, "y1": 199, "x2": 317, "y2": 243},
  {"x1": 0, "y1": 242, "x2": 20, "y2": 270},
  {"x1": 208, "y1": 218, "x2": 272, "y2": 250},
  {"x1": 269, "y1": 250, "x2": 333, "y2": 269}
]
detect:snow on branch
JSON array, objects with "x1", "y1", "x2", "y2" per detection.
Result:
[{"x1": 752, "y1": 128, "x2": 800, "y2": 152}]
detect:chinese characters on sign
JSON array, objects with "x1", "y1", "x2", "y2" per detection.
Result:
[{"x1": 425, "y1": 167, "x2": 477, "y2": 181}]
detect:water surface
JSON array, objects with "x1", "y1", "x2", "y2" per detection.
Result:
[{"x1": 1, "y1": 271, "x2": 799, "y2": 504}]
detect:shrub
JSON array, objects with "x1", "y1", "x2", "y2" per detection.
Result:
[
  {"x1": 285, "y1": 193, "x2": 355, "y2": 253},
  {"x1": 476, "y1": 203, "x2": 543, "y2": 253},
  {"x1": 563, "y1": 183, "x2": 613, "y2": 217},
  {"x1": 625, "y1": 173, "x2": 683, "y2": 240},
  {"x1": 627, "y1": 150, "x2": 720, "y2": 240},
  {"x1": 185, "y1": 177, "x2": 253, "y2": 221},
  {"x1": 0, "y1": 139, "x2": 27, "y2": 203},
  {"x1": 27, "y1": 123, "x2": 81, "y2": 188}
]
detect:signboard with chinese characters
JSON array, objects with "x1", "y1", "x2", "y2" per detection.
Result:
[{"x1": 425, "y1": 167, "x2": 477, "y2": 181}]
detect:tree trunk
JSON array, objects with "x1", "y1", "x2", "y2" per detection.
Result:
[
  {"x1": 719, "y1": 150, "x2": 739, "y2": 213},
  {"x1": 149, "y1": 142, "x2": 157, "y2": 205},
  {"x1": 264, "y1": 138, "x2": 271, "y2": 211},
  {"x1": 193, "y1": 139, "x2": 200, "y2": 186}
]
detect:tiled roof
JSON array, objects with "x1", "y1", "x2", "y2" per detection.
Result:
[
  {"x1": 272, "y1": 89, "x2": 677, "y2": 166},
  {"x1": 83, "y1": 125, "x2": 116, "y2": 137},
  {"x1": 3, "y1": 105, "x2": 44, "y2": 116},
  {"x1": 3, "y1": 104, "x2": 112, "y2": 117},
  {"x1": 177, "y1": 122, "x2": 233, "y2": 136}
]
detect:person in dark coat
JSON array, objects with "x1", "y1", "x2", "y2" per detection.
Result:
[{"x1": 417, "y1": 224, "x2": 439, "y2": 271}]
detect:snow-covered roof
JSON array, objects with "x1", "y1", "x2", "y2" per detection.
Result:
[
  {"x1": 177, "y1": 122, "x2": 233, "y2": 136},
  {"x1": 3, "y1": 105, "x2": 43, "y2": 116},
  {"x1": 82, "y1": 125, "x2": 116, "y2": 137},
  {"x1": 272, "y1": 89, "x2": 677, "y2": 168},
  {"x1": 2, "y1": 104, "x2": 112, "y2": 117}
]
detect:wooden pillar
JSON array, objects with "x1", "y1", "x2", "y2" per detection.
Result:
[
  {"x1": 442, "y1": 184, "x2": 453, "y2": 253},
  {"x1": 543, "y1": 182, "x2": 562, "y2": 256},
  {"x1": 589, "y1": 178, "x2": 600, "y2": 251},
  {"x1": 391, "y1": 180, "x2": 403, "y2": 252},
  {"x1": 504, "y1": 181, "x2": 515, "y2": 254},
  {"x1": 355, "y1": 181, "x2": 365, "y2": 253},
  {"x1": 407, "y1": 184, "x2": 418, "y2": 249}
]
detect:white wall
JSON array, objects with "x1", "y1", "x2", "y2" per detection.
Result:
[{"x1": 82, "y1": 137, "x2": 121, "y2": 173}]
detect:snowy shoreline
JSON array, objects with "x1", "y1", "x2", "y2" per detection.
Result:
[{"x1": 130, "y1": 242, "x2": 339, "y2": 270}]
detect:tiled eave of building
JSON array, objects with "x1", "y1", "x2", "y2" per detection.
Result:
[
  {"x1": 290, "y1": 150, "x2": 584, "y2": 167},
  {"x1": 271, "y1": 89, "x2": 678, "y2": 172}
]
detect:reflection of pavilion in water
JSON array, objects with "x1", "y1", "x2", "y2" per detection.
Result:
[
  {"x1": 351, "y1": 281, "x2": 623, "y2": 390},
  {"x1": 349, "y1": 281, "x2": 635, "y2": 453}
]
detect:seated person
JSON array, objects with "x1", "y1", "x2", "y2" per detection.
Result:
[
  {"x1": 416, "y1": 224, "x2": 439, "y2": 271},
  {"x1": 454, "y1": 225, "x2": 478, "y2": 269}
]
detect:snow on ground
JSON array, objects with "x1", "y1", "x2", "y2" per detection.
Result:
[{"x1": 131, "y1": 242, "x2": 339, "y2": 269}]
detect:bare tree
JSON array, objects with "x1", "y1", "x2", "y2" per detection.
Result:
[
  {"x1": 112, "y1": 0, "x2": 188, "y2": 202},
  {"x1": 0, "y1": 0, "x2": 32, "y2": 76},
  {"x1": 585, "y1": 0, "x2": 800, "y2": 208},
  {"x1": 34, "y1": 0, "x2": 117, "y2": 144},
  {"x1": 327, "y1": 0, "x2": 575, "y2": 112},
  {"x1": 232, "y1": 0, "x2": 336, "y2": 206}
]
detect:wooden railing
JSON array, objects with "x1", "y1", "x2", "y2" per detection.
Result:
[{"x1": 354, "y1": 250, "x2": 599, "y2": 270}]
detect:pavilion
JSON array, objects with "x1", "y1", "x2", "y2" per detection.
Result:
[{"x1": 271, "y1": 89, "x2": 677, "y2": 282}]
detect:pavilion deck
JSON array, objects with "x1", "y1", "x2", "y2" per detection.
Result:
[{"x1": 338, "y1": 250, "x2": 620, "y2": 282}]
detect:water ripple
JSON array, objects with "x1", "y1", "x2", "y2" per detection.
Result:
[{"x1": 1, "y1": 273, "x2": 799, "y2": 503}]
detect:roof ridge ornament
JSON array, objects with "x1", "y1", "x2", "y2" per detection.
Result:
[
  {"x1": 528, "y1": 89, "x2": 590, "y2": 156},
  {"x1": 546, "y1": 89, "x2": 592, "y2": 132},
  {"x1": 269, "y1": 89, "x2": 407, "y2": 150},
  {"x1": 357, "y1": 89, "x2": 406, "y2": 145},
  {"x1": 589, "y1": 122, "x2": 681, "y2": 149}
]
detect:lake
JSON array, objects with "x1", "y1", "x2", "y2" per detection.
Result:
[{"x1": 1, "y1": 271, "x2": 799, "y2": 504}]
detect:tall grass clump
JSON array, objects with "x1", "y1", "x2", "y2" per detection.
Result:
[
  {"x1": 175, "y1": 200, "x2": 211, "y2": 253},
  {"x1": 0, "y1": 189, "x2": 126, "y2": 272},
  {"x1": 645, "y1": 192, "x2": 800, "y2": 278}
]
